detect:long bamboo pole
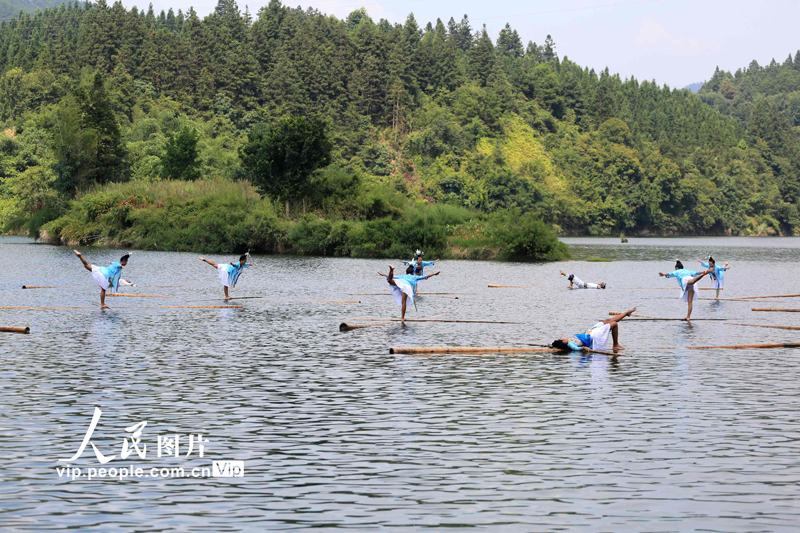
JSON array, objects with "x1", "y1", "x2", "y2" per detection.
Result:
[
  {"x1": 0, "y1": 326, "x2": 30, "y2": 334},
  {"x1": 348, "y1": 292, "x2": 474, "y2": 296},
  {"x1": 389, "y1": 346, "x2": 626, "y2": 356},
  {"x1": 654, "y1": 342, "x2": 800, "y2": 350},
  {"x1": 607, "y1": 311, "x2": 726, "y2": 321},
  {"x1": 723, "y1": 294, "x2": 800, "y2": 300},
  {"x1": 187, "y1": 297, "x2": 361, "y2": 303},
  {"x1": 719, "y1": 322, "x2": 800, "y2": 331},
  {"x1": 0, "y1": 305, "x2": 242, "y2": 310},
  {"x1": 752, "y1": 308, "x2": 800, "y2": 312},
  {"x1": 488, "y1": 284, "x2": 538, "y2": 288},
  {"x1": 348, "y1": 318, "x2": 524, "y2": 324},
  {"x1": 107, "y1": 293, "x2": 172, "y2": 298},
  {"x1": 21, "y1": 285, "x2": 76, "y2": 289},
  {"x1": 340, "y1": 321, "x2": 393, "y2": 331}
]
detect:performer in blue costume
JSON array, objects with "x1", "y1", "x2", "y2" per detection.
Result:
[
  {"x1": 73, "y1": 250, "x2": 130, "y2": 309},
  {"x1": 199, "y1": 254, "x2": 252, "y2": 299},
  {"x1": 697, "y1": 256, "x2": 730, "y2": 300},
  {"x1": 379, "y1": 264, "x2": 441, "y2": 322},
  {"x1": 398, "y1": 249, "x2": 439, "y2": 276},
  {"x1": 659, "y1": 260, "x2": 713, "y2": 322},
  {"x1": 552, "y1": 308, "x2": 636, "y2": 352}
]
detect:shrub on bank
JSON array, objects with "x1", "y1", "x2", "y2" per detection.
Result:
[{"x1": 39, "y1": 178, "x2": 569, "y2": 261}]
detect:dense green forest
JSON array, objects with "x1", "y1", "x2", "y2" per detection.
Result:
[
  {"x1": 1, "y1": 0, "x2": 63, "y2": 21},
  {"x1": 1, "y1": 1, "x2": 800, "y2": 259}
]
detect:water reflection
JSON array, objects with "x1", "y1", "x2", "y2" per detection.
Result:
[{"x1": 1, "y1": 236, "x2": 800, "y2": 530}]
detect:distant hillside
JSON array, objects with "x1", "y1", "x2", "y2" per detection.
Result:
[
  {"x1": 699, "y1": 51, "x2": 800, "y2": 130},
  {"x1": 1, "y1": 0, "x2": 68, "y2": 20},
  {"x1": 684, "y1": 81, "x2": 703, "y2": 93}
]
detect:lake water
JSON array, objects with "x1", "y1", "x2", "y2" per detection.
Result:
[{"x1": 2, "y1": 236, "x2": 800, "y2": 531}]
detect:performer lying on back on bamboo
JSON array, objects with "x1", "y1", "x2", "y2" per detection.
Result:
[
  {"x1": 199, "y1": 254, "x2": 252, "y2": 299},
  {"x1": 552, "y1": 308, "x2": 636, "y2": 352},
  {"x1": 398, "y1": 249, "x2": 440, "y2": 276},
  {"x1": 659, "y1": 260, "x2": 713, "y2": 322},
  {"x1": 379, "y1": 264, "x2": 441, "y2": 322},
  {"x1": 559, "y1": 270, "x2": 606, "y2": 289},
  {"x1": 697, "y1": 256, "x2": 730, "y2": 300},
  {"x1": 73, "y1": 250, "x2": 130, "y2": 309}
]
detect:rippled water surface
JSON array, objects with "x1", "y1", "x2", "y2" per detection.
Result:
[{"x1": 2, "y1": 236, "x2": 800, "y2": 531}]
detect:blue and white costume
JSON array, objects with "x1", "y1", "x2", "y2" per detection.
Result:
[
  {"x1": 402, "y1": 260, "x2": 435, "y2": 276},
  {"x1": 218, "y1": 262, "x2": 250, "y2": 289},
  {"x1": 566, "y1": 322, "x2": 611, "y2": 351},
  {"x1": 389, "y1": 274, "x2": 429, "y2": 308},
  {"x1": 664, "y1": 269, "x2": 704, "y2": 302},
  {"x1": 91, "y1": 262, "x2": 123, "y2": 293},
  {"x1": 701, "y1": 261, "x2": 728, "y2": 289}
]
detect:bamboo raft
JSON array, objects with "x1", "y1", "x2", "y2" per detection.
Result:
[
  {"x1": 389, "y1": 346, "x2": 626, "y2": 356},
  {"x1": 0, "y1": 326, "x2": 30, "y2": 334}
]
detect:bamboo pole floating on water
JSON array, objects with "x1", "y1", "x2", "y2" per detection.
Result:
[
  {"x1": 348, "y1": 292, "x2": 474, "y2": 296},
  {"x1": 488, "y1": 284, "x2": 538, "y2": 288},
  {"x1": 389, "y1": 346, "x2": 627, "y2": 356},
  {"x1": 752, "y1": 308, "x2": 800, "y2": 312},
  {"x1": 188, "y1": 297, "x2": 361, "y2": 303},
  {"x1": 0, "y1": 305, "x2": 242, "y2": 310},
  {"x1": 607, "y1": 311, "x2": 727, "y2": 321},
  {"x1": 340, "y1": 321, "x2": 393, "y2": 331},
  {"x1": 0, "y1": 326, "x2": 30, "y2": 334},
  {"x1": 718, "y1": 322, "x2": 800, "y2": 331},
  {"x1": 107, "y1": 293, "x2": 173, "y2": 298},
  {"x1": 348, "y1": 318, "x2": 524, "y2": 324},
  {"x1": 654, "y1": 342, "x2": 800, "y2": 350},
  {"x1": 21, "y1": 285, "x2": 76, "y2": 289}
]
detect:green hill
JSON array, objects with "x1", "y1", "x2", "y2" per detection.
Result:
[
  {"x1": 1, "y1": 0, "x2": 69, "y2": 21},
  {"x1": 1, "y1": 0, "x2": 799, "y2": 258}
]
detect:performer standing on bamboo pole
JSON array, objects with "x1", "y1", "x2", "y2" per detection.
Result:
[
  {"x1": 73, "y1": 250, "x2": 130, "y2": 309},
  {"x1": 698, "y1": 256, "x2": 730, "y2": 300},
  {"x1": 379, "y1": 264, "x2": 441, "y2": 322},
  {"x1": 559, "y1": 269, "x2": 606, "y2": 289},
  {"x1": 398, "y1": 249, "x2": 440, "y2": 276},
  {"x1": 659, "y1": 260, "x2": 713, "y2": 322},
  {"x1": 552, "y1": 308, "x2": 637, "y2": 352},
  {"x1": 199, "y1": 254, "x2": 252, "y2": 299}
]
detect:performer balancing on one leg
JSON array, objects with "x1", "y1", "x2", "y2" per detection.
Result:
[
  {"x1": 559, "y1": 270, "x2": 606, "y2": 289},
  {"x1": 379, "y1": 264, "x2": 441, "y2": 322},
  {"x1": 552, "y1": 308, "x2": 637, "y2": 352},
  {"x1": 398, "y1": 249, "x2": 440, "y2": 276},
  {"x1": 659, "y1": 260, "x2": 713, "y2": 322},
  {"x1": 73, "y1": 250, "x2": 130, "y2": 309},
  {"x1": 199, "y1": 254, "x2": 252, "y2": 299},
  {"x1": 697, "y1": 256, "x2": 730, "y2": 300}
]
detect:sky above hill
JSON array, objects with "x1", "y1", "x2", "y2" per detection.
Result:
[{"x1": 119, "y1": 0, "x2": 800, "y2": 89}]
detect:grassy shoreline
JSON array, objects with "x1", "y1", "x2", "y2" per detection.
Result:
[{"x1": 25, "y1": 179, "x2": 569, "y2": 262}]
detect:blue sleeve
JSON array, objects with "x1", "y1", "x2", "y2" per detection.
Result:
[
  {"x1": 243, "y1": 263, "x2": 251, "y2": 269},
  {"x1": 690, "y1": 271, "x2": 702, "y2": 276},
  {"x1": 567, "y1": 341, "x2": 581, "y2": 351},
  {"x1": 664, "y1": 271, "x2": 676, "y2": 279},
  {"x1": 701, "y1": 261, "x2": 709, "y2": 268},
  {"x1": 422, "y1": 261, "x2": 435, "y2": 266}
]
